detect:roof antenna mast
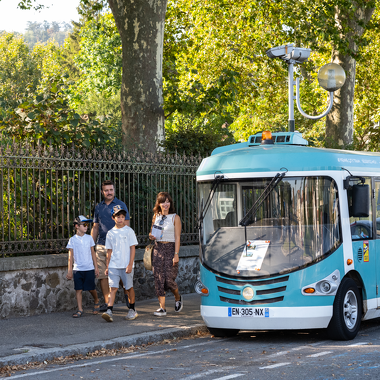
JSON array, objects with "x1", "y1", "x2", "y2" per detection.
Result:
[{"x1": 266, "y1": 44, "x2": 346, "y2": 132}]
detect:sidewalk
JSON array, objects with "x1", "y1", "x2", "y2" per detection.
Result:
[{"x1": 0, "y1": 293, "x2": 206, "y2": 368}]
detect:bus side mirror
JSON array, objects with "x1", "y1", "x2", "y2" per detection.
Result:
[{"x1": 349, "y1": 184, "x2": 370, "y2": 217}]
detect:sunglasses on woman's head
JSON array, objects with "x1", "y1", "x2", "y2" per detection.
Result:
[{"x1": 159, "y1": 215, "x2": 167, "y2": 225}]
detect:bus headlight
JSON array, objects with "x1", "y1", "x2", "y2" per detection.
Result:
[
  {"x1": 302, "y1": 270, "x2": 340, "y2": 296},
  {"x1": 195, "y1": 280, "x2": 209, "y2": 296},
  {"x1": 242, "y1": 286, "x2": 254, "y2": 300},
  {"x1": 319, "y1": 281, "x2": 332, "y2": 294}
]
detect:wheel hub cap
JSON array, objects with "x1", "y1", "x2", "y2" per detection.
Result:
[{"x1": 343, "y1": 290, "x2": 358, "y2": 330}]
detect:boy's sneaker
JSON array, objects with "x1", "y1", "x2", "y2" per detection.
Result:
[
  {"x1": 125, "y1": 309, "x2": 138, "y2": 320},
  {"x1": 154, "y1": 308, "x2": 167, "y2": 316},
  {"x1": 102, "y1": 309, "x2": 113, "y2": 322},
  {"x1": 175, "y1": 296, "x2": 183, "y2": 312}
]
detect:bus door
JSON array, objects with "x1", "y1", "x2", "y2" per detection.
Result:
[{"x1": 350, "y1": 178, "x2": 377, "y2": 305}]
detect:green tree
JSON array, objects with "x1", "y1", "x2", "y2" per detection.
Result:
[
  {"x1": 0, "y1": 77, "x2": 113, "y2": 148},
  {"x1": 265, "y1": 0, "x2": 376, "y2": 148},
  {"x1": 352, "y1": 9, "x2": 380, "y2": 151},
  {"x1": 73, "y1": 13, "x2": 122, "y2": 104},
  {"x1": 0, "y1": 33, "x2": 63, "y2": 110},
  {"x1": 23, "y1": 21, "x2": 73, "y2": 49}
]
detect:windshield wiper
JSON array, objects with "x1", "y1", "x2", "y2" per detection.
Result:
[
  {"x1": 239, "y1": 171, "x2": 287, "y2": 227},
  {"x1": 198, "y1": 174, "x2": 224, "y2": 230}
]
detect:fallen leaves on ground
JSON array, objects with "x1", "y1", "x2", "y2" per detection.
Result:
[{"x1": 0, "y1": 329, "x2": 209, "y2": 377}]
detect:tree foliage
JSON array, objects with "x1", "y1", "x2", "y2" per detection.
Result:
[
  {"x1": 0, "y1": 32, "x2": 62, "y2": 109},
  {"x1": 0, "y1": 77, "x2": 113, "y2": 148},
  {"x1": 23, "y1": 21, "x2": 72, "y2": 49},
  {"x1": 3, "y1": 0, "x2": 380, "y2": 154}
]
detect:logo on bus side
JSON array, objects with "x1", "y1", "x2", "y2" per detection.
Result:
[{"x1": 363, "y1": 241, "x2": 369, "y2": 262}]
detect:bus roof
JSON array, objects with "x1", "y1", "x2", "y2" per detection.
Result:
[{"x1": 197, "y1": 143, "x2": 380, "y2": 177}]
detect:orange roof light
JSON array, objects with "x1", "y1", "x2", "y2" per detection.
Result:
[
  {"x1": 261, "y1": 131, "x2": 274, "y2": 145},
  {"x1": 262, "y1": 131, "x2": 272, "y2": 140}
]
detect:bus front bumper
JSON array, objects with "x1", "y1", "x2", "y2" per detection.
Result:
[{"x1": 201, "y1": 305, "x2": 333, "y2": 330}]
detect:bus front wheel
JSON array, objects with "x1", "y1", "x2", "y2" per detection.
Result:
[
  {"x1": 327, "y1": 278, "x2": 362, "y2": 341},
  {"x1": 207, "y1": 327, "x2": 239, "y2": 337}
]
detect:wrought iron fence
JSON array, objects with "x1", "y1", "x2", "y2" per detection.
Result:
[{"x1": 0, "y1": 143, "x2": 202, "y2": 257}]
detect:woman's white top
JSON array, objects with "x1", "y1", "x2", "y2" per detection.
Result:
[{"x1": 154, "y1": 213, "x2": 176, "y2": 242}]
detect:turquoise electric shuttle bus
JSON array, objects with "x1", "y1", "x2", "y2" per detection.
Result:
[{"x1": 195, "y1": 130, "x2": 380, "y2": 340}]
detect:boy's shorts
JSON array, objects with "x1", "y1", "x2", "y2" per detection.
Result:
[
  {"x1": 108, "y1": 268, "x2": 134, "y2": 290},
  {"x1": 73, "y1": 270, "x2": 96, "y2": 291}
]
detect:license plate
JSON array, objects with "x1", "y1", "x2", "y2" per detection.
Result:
[{"x1": 228, "y1": 307, "x2": 269, "y2": 317}]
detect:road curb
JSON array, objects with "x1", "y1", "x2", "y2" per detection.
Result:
[{"x1": 0, "y1": 323, "x2": 208, "y2": 368}]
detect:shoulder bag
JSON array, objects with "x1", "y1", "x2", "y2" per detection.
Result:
[{"x1": 143, "y1": 242, "x2": 154, "y2": 270}]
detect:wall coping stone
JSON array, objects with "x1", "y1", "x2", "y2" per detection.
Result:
[{"x1": 0, "y1": 245, "x2": 200, "y2": 272}]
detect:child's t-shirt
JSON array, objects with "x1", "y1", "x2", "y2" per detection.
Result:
[
  {"x1": 105, "y1": 226, "x2": 138, "y2": 269},
  {"x1": 66, "y1": 234, "x2": 95, "y2": 271}
]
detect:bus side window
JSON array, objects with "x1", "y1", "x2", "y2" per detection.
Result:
[{"x1": 349, "y1": 178, "x2": 372, "y2": 240}]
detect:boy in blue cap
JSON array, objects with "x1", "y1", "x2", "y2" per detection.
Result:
[
  {"x1": 66, "y1": 215, "x2": 100, "y2": 318},
  {"x1": 102, "y1": 205, "x2": 138, "y2": 322}
]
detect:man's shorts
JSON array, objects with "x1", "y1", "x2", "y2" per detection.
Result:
[
  {"x1": 73, "y1": 270, "x2": 96, "y2": 291},
  {"x1": 95, "y1": 245, "x2": 107, "y2": 279},
  {"x1": 108, "y1": 268, "x2": 134, "y2": 290}
]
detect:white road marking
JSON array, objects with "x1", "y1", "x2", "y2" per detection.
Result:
[
  {"x1": 178, "y1": 367, "x2": 235, "y2": 380},
  {"x1": 213, "y1": 375, "x2": 244, "y2": 380},
  {"x1": 5, "y1": 340, "x2": 220, "y2": 379},
  {"x1": 259, "y1": 362, "x2": 291, "y2": 369},
  {"x1": 265, "y1": 342, "x2": 329, "y2": 359},
  {"x1": 307, "y1": 351, "x2": 332, "y2": 357},
  {"x1": 347, "y1": 342, "x2": 368, "y2": 346},
  {"x1": 267, "y1": 350, "x2": 290, "y2": 358}
]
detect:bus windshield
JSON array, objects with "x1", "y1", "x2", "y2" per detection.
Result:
[{"x1": 198, "y1": 176, "x2": 341, "y2": 277}]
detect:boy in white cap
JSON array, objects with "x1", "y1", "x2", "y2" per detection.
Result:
[
  {"x1": 102, "y1": 205, "x2": 138, "y2": 322},
  {"x1": 66, "y1": 215, "x2": 100, "y2": 317}
]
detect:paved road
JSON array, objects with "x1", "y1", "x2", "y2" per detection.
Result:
[{"x1": 4, "y1": 318, "x2": 380, "y2": 379}]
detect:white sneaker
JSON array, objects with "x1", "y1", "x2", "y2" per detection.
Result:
[
  {"x1": 125, "y1": 309, "x2": 138, "y2": 320},
  {"x1": 154, "y1": 308, "x2": 167, "y2": 316},
  {"x1": 102, "y1": 309, "x2": 113, "y2": 322},
  {"x1": 175, "y1": 296, "x2": 183, "y2": 312}
]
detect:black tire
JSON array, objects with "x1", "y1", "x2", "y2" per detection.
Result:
[
  {"x1": 327, "y1": 278, "x2": 362, "y2": 340},
  {"x1": 207, "y1": 327, "x2": 239, "y2": 337}
]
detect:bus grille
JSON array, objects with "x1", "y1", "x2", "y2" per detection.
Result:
[
  {"x1": 220, "y1": 296, "x2": 284, "y2": 305},
  {"x1": 216, "y1": 275, "x2": 289, "y2": 286},
  {"x1": 216, "y1": 275, "x2": 288, "y2": 305}
]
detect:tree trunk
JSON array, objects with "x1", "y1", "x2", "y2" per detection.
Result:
[
  {"x1": 325, "y1": 4, "x2": 374, "y2": 148},
  {"x1": 108, "y1": 0, "x2": 167, "y2": 152},
  {"x1": 325, "y1": 53, "x2": 356, "y2": 148}
]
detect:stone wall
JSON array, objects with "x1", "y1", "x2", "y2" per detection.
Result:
[{"x1": 0, "y1": 246, "x2": 199, "y2": 319}]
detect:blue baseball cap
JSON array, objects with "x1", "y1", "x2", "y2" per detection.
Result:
[
  {"x1": 112, "y1": 204, "x2": 127, "y2": 216},
  {"x1": 73, "y1": 215, "x2": 93, "y2": 225}
]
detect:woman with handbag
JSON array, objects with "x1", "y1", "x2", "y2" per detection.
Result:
[{"x1": 149, "y1": 192, "x2": 183, "y2": 316}]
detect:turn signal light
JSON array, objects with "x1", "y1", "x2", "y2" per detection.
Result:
[
  {"x1": 304, "y1": 288, "x2": 315, "y2": 294},
  {"x1": 195, "y1": 280, "x2": 209, "y2": 296},
  {"x1": 347, "y1": 259, "x2": 353, "y2": 265}
]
